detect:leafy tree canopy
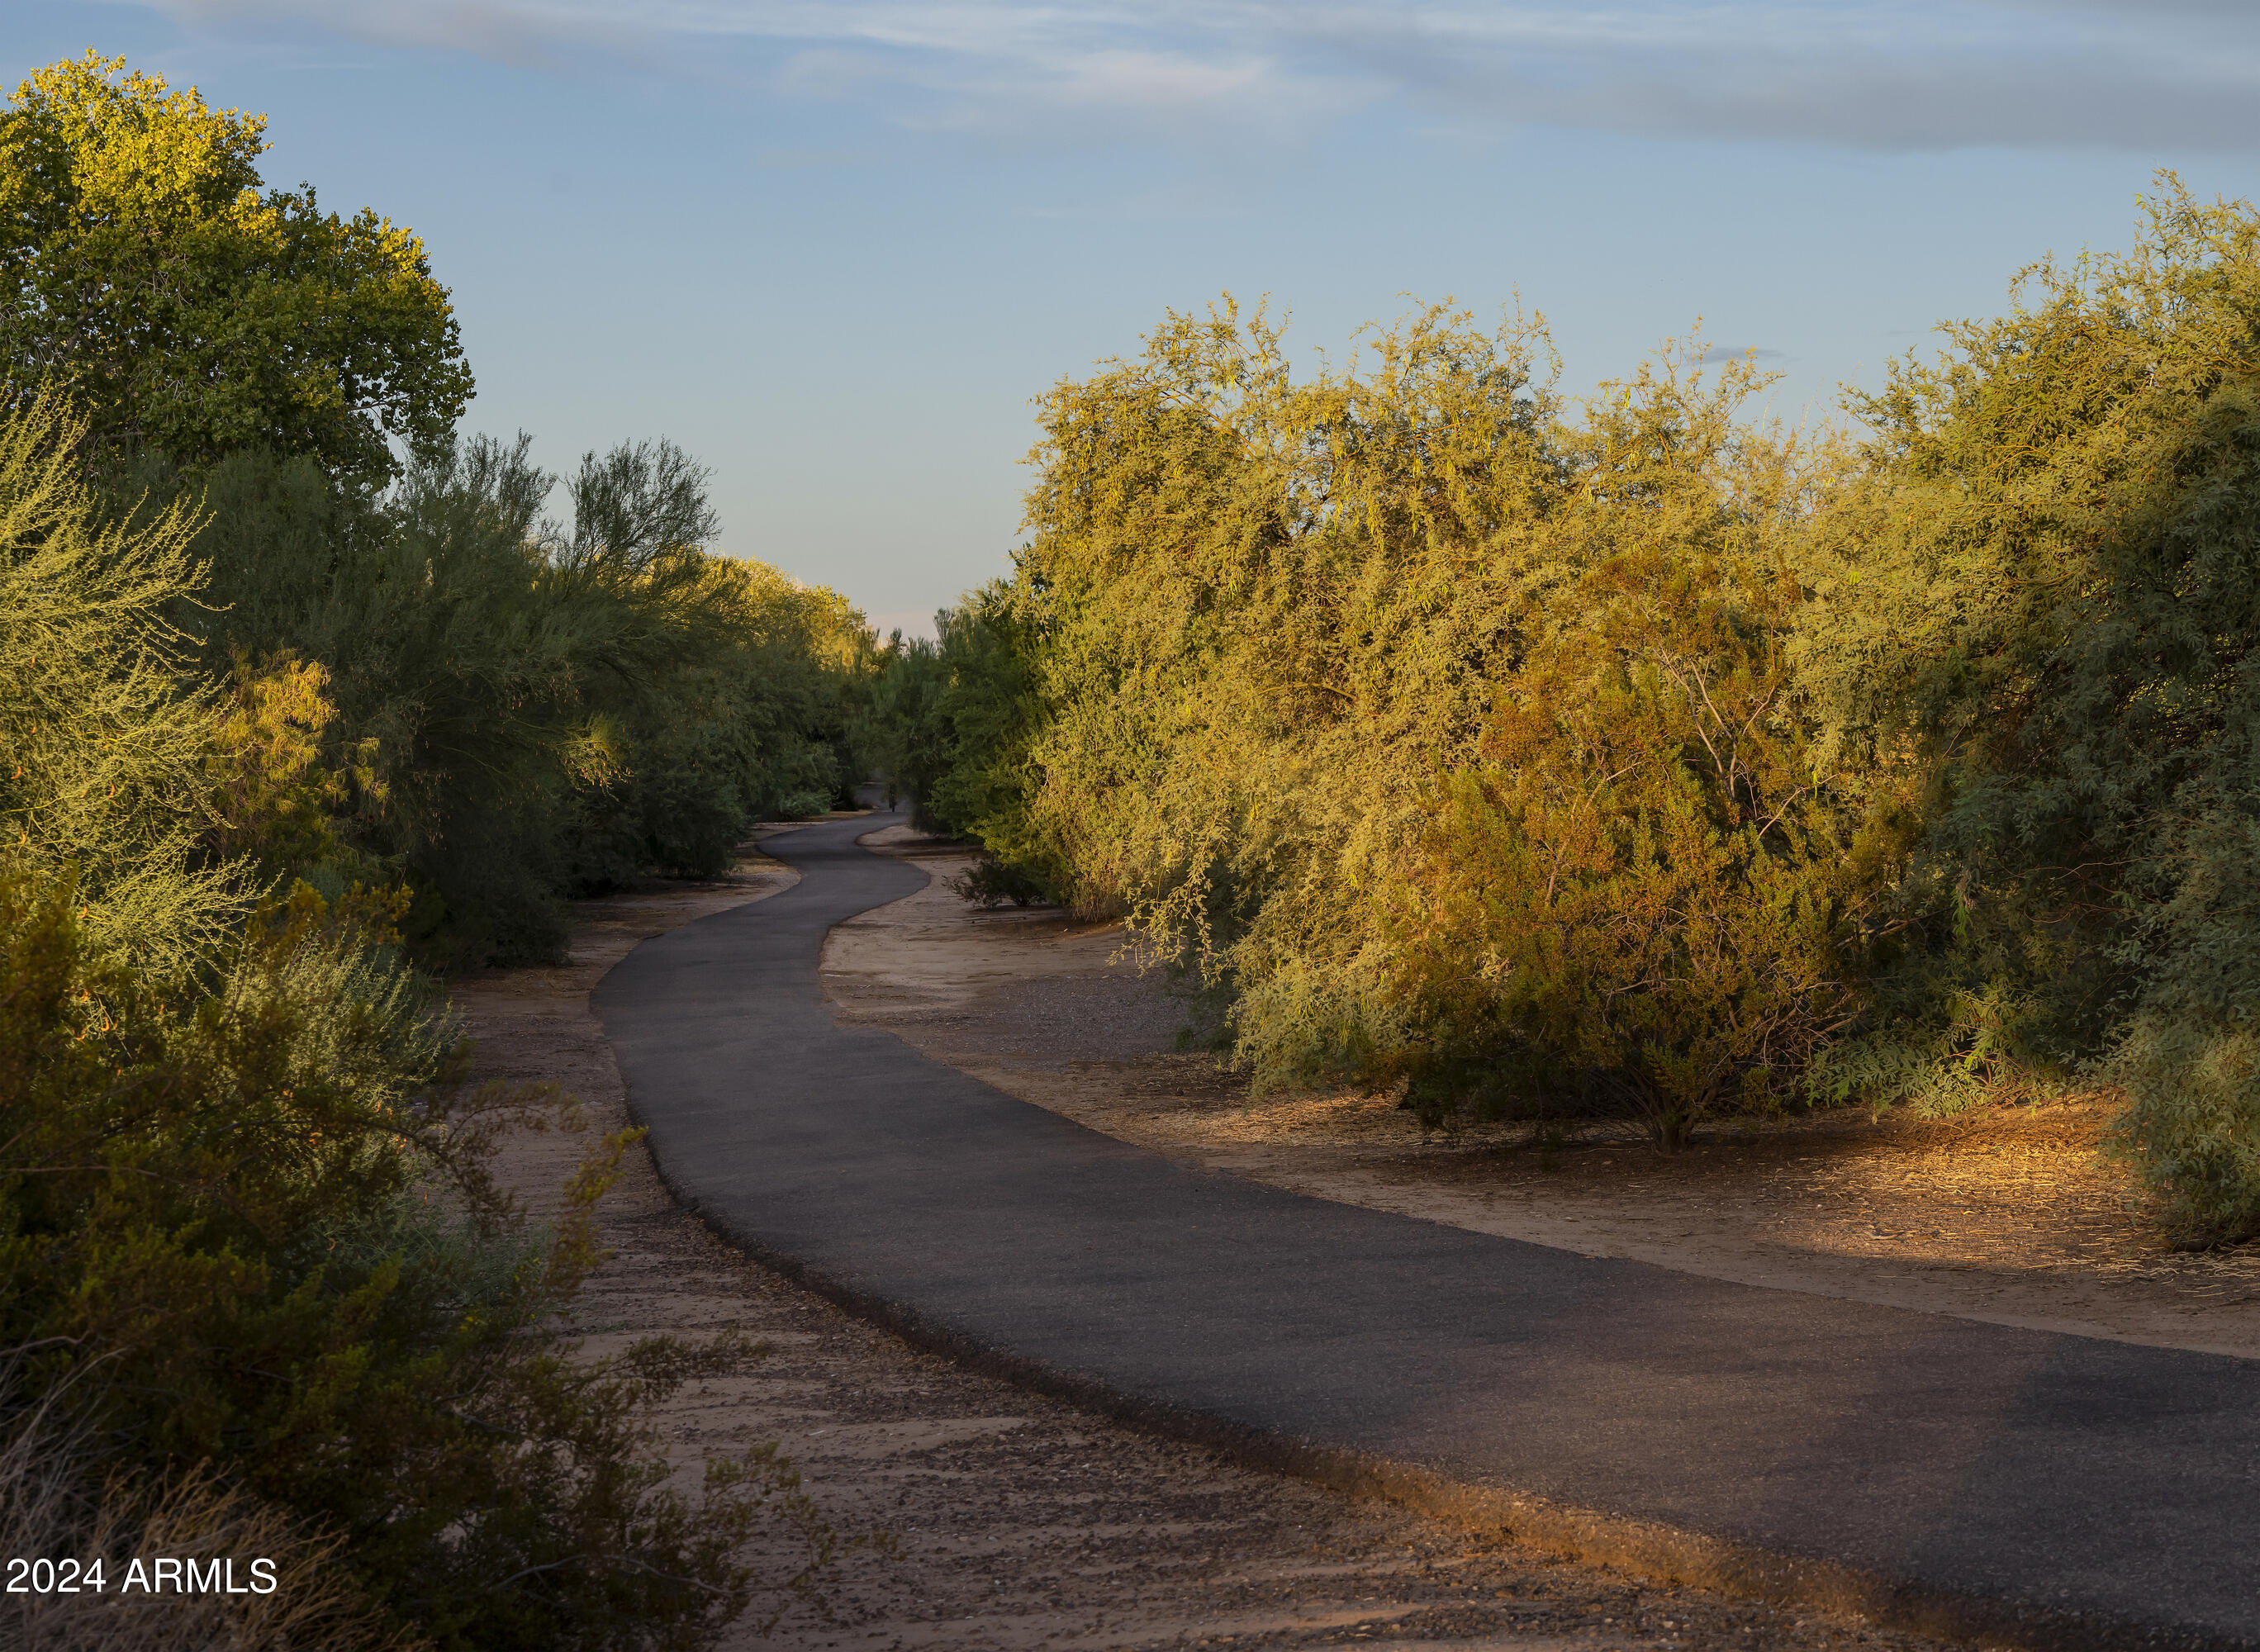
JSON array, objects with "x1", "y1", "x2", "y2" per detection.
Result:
[
  {"x1": 1798, "y1": 178, "x2": 2260, "y2": 1240},
  {"x1": 0, "y1": 52, "x2": 471, "y2": 480}
]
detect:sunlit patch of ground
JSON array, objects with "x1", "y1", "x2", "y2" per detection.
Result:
[{"x1": 826, "y1": 828, "x2": 2260, "y2": 1360}]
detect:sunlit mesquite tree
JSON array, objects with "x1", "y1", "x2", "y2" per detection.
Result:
[
  {"x1": 1007, "y1": 299, "x2": 1568, "y2": 1011},
  {"x1": 996, "y1": 297, "x2": 1892, "y2": 1132},
  {"x1": 0, "y1": 52, "x2": 471, "y2": 481}
]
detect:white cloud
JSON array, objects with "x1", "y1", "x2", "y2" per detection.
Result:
[{"x1": 116, "y1": 0, "x2": 2260, "y2": 151}]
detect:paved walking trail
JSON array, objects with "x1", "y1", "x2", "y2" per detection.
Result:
[{"x1": 596, "y1": 812, "x2": 2260, "y2": 1652}]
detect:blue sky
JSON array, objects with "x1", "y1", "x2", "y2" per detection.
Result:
[{"x1": 13, "y1": 3, "x2": 2260, "y2": 634}]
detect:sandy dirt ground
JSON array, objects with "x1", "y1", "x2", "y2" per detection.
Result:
[
  {"x1": 454, "y1": 823, "x2": 1961, "y2": 1652},
  {"x1": 820, "y1": 829, "x2": 2260, "y2": 1363}
]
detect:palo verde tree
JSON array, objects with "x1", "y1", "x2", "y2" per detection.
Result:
[{"x1": 0, "y1": 389, "x2": 246, "y2": 974}]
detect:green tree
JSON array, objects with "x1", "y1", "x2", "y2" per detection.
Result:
[
  {"x1": 0, "y1": 392, "x2": 830, "y2": 1647},
  {"x1": 860, "y1": 629, "x2": 951, "y2": 825},
  {"x1": 923, "y1": 586, "x2": 1052, "y2": 858},
  {"x1": 0, "y1": 52, "x2": 471, "y2": 479},
  {"x1": 857, "y1": 586, "x2": 1050, "y2": 850},
  {"x1": 179, "y1": 436, "x2": 871, "y2": 963},
  {"x1": 1802, "y1": 178, "x2": 2260, "y2": 1241}
]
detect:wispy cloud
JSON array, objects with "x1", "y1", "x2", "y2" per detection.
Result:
[
  {"x1": 119, "y1": 1, "x2": 2260, "y2": 151},
  {"x1": 1699, "y1": 344, "x2": 1788, "y2": 363},
  {"x1": 748, "y1": 145, "x2": 876, "y2": 169}
]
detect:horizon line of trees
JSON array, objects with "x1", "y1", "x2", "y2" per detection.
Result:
[{"x1": 869, "y1": 177, "x2": 2260, "y2": 1251}]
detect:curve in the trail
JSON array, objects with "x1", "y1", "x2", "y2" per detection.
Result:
[{"x1": 596, "y1": 811, "x2": 2260, "y2": 1651}]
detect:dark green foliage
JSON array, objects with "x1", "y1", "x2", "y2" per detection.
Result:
[
  {"x1": 174, "y1": 439, "x2": 870, "y2": 965},
  {"x1": 0, "y1": 878, "x2": 823, "y2": 1649},
  {"x1": 181, "y1": 440, "x2": 589, "y2": 961},
  {"x1": 947, "y1": 853, "x2": 1050, "y2": 909},
  {"x1": 861, "y1": 631, "x2": 952, "y2": 829},
  {"x1": 923, "y1": 586, "x2": 1053, "y2": 863},
  {"x1": 1800, "y1": 181, "x2": 2260, "y2": 1241},
  {"x1": 859, "y1": 585, "x2": 1051, "y2": 853}
]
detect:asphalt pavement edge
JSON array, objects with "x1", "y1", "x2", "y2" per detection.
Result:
[{"x1": 605, "y1": 817, "x2": 2241, "y2": 1652}]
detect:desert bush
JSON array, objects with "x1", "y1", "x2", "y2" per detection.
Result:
[
  {"x1": 1797, "y1": 180, "x2": 2260, "y2": 1239},
  {"x1": 948, "y1": 853, "x2": 1049, "y2": 909},
  {"x1": 0, "y1": 871, "x2": 825, "y2": 1650},
  {"x1": 193, "y1": 436, "x2": 602, "y2": 961},
  {"x1": 1375, "y1": 359, "x2": 1892, "y2": 1146}
]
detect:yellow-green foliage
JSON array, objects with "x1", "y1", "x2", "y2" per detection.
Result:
[
  {"x1": 0, "y1": 53, "x2": 470, "y2": 478},
  {"x1": 1376, "y1": 393, "x2": 1901, "y2": 1146},
  {"x1": 862, "y1": 582, "x2": 1047, "y2": 847},
  {"x1": 919, "y1": 184, "x2": 2260, "y2": 1234},
  {"x1": 207, "y1": 649, "x2": 379, "y2": 876},
  {"x1": 990, "y1": 301, "x2": 1886, "y2": 1136},
  {"x1": 0, "y1": 391, "x2": 245, "y2": 974},
  {"x1": 1016, "y1": 301, "x2": 1558, "y2": 956}
]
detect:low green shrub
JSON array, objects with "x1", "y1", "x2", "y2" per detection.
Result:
[
  {"x1": 948, "y1": 853, "x2": 1050, "y2": 909},
  {"x1": 0, "y1": 873, "x2": 829, "y2": 1649}
]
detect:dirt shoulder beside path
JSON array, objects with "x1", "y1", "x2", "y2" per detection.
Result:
[
  {"x1": 821, "y1": 828, "x2": 2260, "y2": 1363},
  {"x1": 453, "y1": 824, "x2": 1960, "y2": 1651}
]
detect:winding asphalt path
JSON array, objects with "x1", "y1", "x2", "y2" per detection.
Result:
[{"x1": 596, "y1": 812, "x2": 2260, "y2": 1650}]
